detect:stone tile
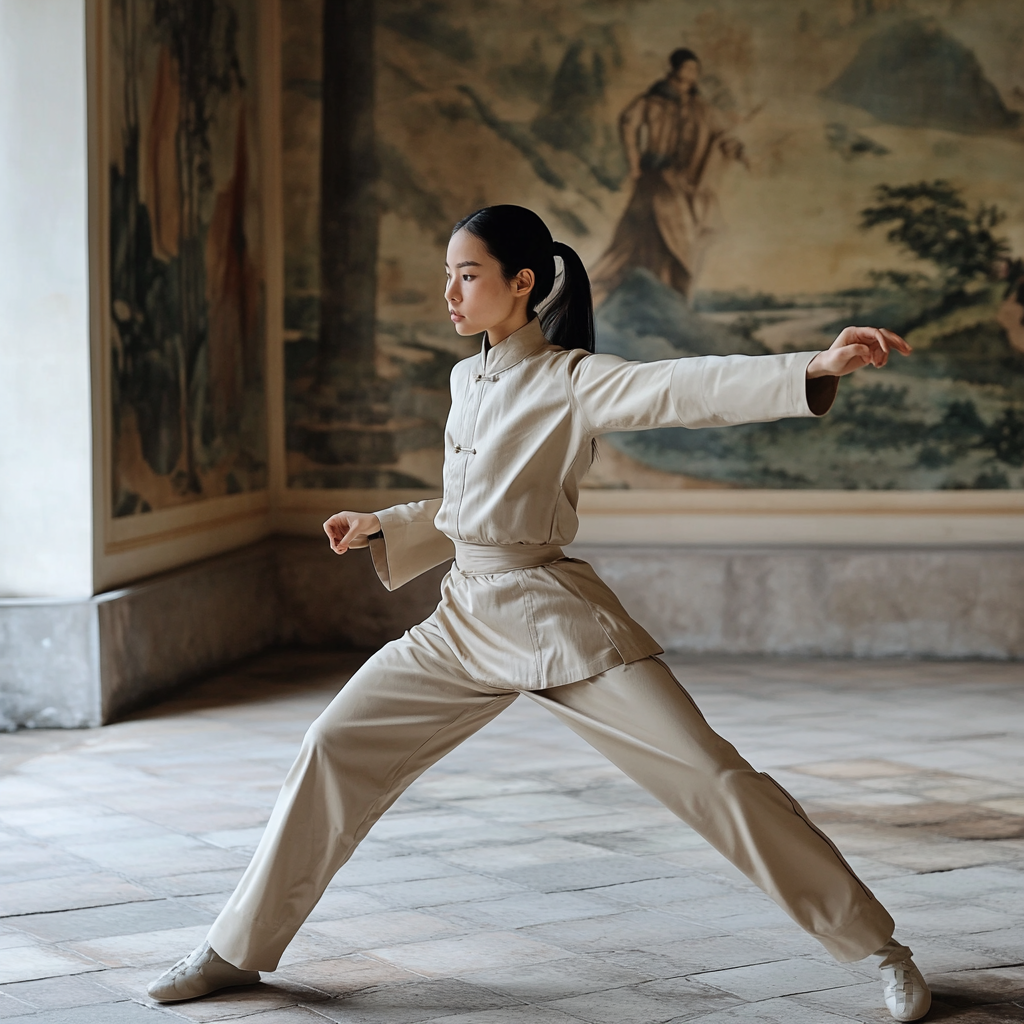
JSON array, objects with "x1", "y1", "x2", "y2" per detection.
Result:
[
  {"x1": 928, "y1": 964, "x2": 1024, "y2": 1006},
  {"x1": 567, "y1": 825, "x2": 709, "y2": 857},
  {"x1": 0, "y1": 842, "x2": 97, "y2": 886},
  {"x1": 680, "y1": 994, "x2": 863, "y2": 1022},
  {"x1": 139, "y1": 978, "x2": 330, "y2": 1022},
  {"x1": 451, "y1": 792, "x2": 619, "y2": 823},
  {"x1": 0, "y1": 778, "x2": 67, "y2": 809},
  {"x1": 439, "y1": 838, "x2": 612, "y2": 872},
  {"x1": 357, "y1": 874, "x2": 528, "y2": 910},
  {"x1": 305, "y1": 887, "x2": 390, "y2": 923},
  {"x1": 871, "y1": 840, "x2": 1019, "y2": 872},
  {"x1": 408, "y1": 773, "x2": 558, "y2": 801},
  {"x1": 667, "y1": 892, "x2": 791, "y2": 933},
  {"x1": 0, "y1": 972, "x2": 129, "y2": 1010},
  {"x1": 548, "y1": 976, "x2": 740, "y2": 1024},
  {"x1": 368, "y1": 931, "x2": 575, "y2": 978},
  {"x1": 426, "y1": 1007, "x2": 585, "y2": 1024},
  {"x1": 330, "y1": 854, "x2": 463, "y2": 888},
  {"x1": 10, "y1": 898, "x2": 211, "y2": 942},
  {"x1": 0, "y1": 943, "x2": 100, "y2": 985},
  {"x1": 174, "y1": 1009, "x2": 323, "y2": 1024},
  {"x1": 0, "y1": 872, "x2": 153, "y2": 916},
  {"x1": 893, "y1": 902, "x2": 1017, "y2": 937},
  {"x1": 694, "y1": 957, "x2": 864, "y2": 1001},
  {"x1": 196, "y1": 826, "x2": 267, "y2": 849},
  {"x1": 0, "y1": 929, "x2": 33, "y2": 951},
  {"x1": 144, "y1": 869, "x2": 245, "y2": 898},
  {"x1": 366, "y1": 813, "x2": 503, "y2": 842},
  {"x1": 654, "y1": 848, "x2": 753, "y2": 886},
  {"x1": 267, "y1": 953, "x2": 425, "y2": 997},
  {"x1": 385, "y1": 822, "x2": 543, "y2": 853},
  {"x1": 65, "y1": 834, "x2": 248, "y2": 878},
  {"x1": 437, "y1": 890, "x2": 619, "y2": 930},
  {"x1": 590, "y1": 872, "x2": 736, "y2": 907},
  {"x1": 529, "y1": 807, "x2": 683, "y2": 838},
  {"x1": 982, "y1": 796, "x2": 1024, "y2": 815},
  {"x1": 304, "y1": 978, "x2": 519, "y2": 1023},
  {"x1": 307, "y1": 910, "x2": 464, "y2": 950},
  {"x1": 790, "y1": 759, "x2": 924, "y2": 779},
  {"x1": 890, "y1": 864, "x2": 1024, "y2": 900},
  {"x1": 3, "y1": 652, "x2": 1024, "y2": 1023},
  {"x1": 524, "y1": 907, "x2": 723, "y2": 953},
  {"x1": 493, "y1": 855, "x2": 688, "y2": 894},
  {"x1": 0, "y1": 996, "x2": 33, "y2": 1021},
  {"x1": 1, "y1": 1003, "x2": 182, "y2": 1023},
  {"x1": 65, "y1": 924, "x2": 210, "y2": 969},
  {"x1": 456, "y1": 956, "x2": 654, "y2": 1000}
]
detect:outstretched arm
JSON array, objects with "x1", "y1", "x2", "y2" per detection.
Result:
[{"x1": 570, "y1": 326, "x2": 911, "y2": 435}]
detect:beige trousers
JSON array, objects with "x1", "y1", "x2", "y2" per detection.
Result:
[{"x1": 208, "y1": 620, "x2": 893, "y2": 971}]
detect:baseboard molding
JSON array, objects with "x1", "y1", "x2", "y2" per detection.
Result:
[
  {"x1": 571, "y1": 543, "x2": 1024, "y2": 659},
  {"x1": 2, "y1": 539, "x2": 1021, "y2": 728}
]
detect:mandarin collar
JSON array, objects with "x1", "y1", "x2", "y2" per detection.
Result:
[{"x1": 481, "y1": 317, "x2": 549, "y2": 374}]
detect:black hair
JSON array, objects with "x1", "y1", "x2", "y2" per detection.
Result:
[
  {"x1": 670, "y1": 47, "x2": 699, "y2": 70},
  {"x1": 452, "y1": 205, "x2": 595, "y2": 353}
]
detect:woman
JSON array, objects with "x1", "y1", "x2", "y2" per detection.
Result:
[{"x1": 149, "y1": 206, "x2": 929, "y2": 1022}]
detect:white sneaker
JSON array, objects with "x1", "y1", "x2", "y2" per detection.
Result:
[
  {"x1": 147, "y1": 940, "x2": 260, "y2": 1003},
  {"x1": 877, "y1": 941, "x2": 931, "y2": 1021}
]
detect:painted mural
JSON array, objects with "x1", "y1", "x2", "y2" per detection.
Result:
[
  {"x1": 283, "y1": 0, "x2": 1024, "y2": 491},
  {"x1": 109, "y1": 0, "x2": 266, "y2": 516}
]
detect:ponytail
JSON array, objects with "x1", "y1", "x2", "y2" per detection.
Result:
[
  {"x1": 453, "y1": 206, "x2": 596, "y2": 353},
  {"x1": 543, "y1": 242, "x2": 595, "y2": 354}
]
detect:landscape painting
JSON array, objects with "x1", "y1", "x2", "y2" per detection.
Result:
[
  {"x1": 108, "y1": 0, "x2": 267, "y2": 516},
  {"x1": 283, "y1": 0, "x2": 1024, "y2": 492}
]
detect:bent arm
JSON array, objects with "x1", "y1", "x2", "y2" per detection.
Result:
[
  {"x1": 370, "y1": 498, "x2": 455, "y2": 592},
  {"x1": 570, "y1": 351, "x2": 838, "y2": 434}
]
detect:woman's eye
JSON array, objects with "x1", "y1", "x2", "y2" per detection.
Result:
[{"x1": 462, "y1": 274, "x2": 474, "y2": 282}]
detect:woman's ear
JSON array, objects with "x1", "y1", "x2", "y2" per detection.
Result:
[{"x1": 514, "y1": 268, "x2": 535, "y2": 297}]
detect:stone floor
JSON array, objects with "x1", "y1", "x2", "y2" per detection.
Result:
[{"x1": 1, "y1": 652, "x2": 1023, "y2": 1023}]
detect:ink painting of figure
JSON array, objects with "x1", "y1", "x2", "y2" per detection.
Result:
[{"x1": 591, "y1": 48, "x2": 747, "y2": 307}]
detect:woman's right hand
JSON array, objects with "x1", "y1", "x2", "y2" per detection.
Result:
[{"x1": 323, "y1": 511, "x2": 381, "y2": 555}]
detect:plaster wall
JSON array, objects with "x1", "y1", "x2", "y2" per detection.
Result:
[{"x1": 0, "y1": 0, "x2": 92, "y2": 598}]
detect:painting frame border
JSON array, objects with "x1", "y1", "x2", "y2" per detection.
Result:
[
  {"x1": 88, "y1": 0, "x2": 286, "y2": 592},
  {"x1": 273, "y1": 486, "x2": 1024, "y2": 546}
]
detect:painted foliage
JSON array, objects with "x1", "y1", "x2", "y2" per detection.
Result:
[
  {"x1": 109, "y1": 0, "x2": 266, "y2": 516},
  {"x1": 283, "y1": 0, "x2": 1024, "y2": 492}
]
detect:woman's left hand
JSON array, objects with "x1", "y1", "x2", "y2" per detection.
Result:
[{"x1": 807, "y1": 326, "x2": 912, "y2": 378}]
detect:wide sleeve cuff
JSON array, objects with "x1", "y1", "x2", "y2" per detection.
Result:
[
  {"x1": 369, "y1": 498, "x2": 455, "y2": 592},
  {"x1": 806, "y1": 372, "x2": 839, "y2": 416}
]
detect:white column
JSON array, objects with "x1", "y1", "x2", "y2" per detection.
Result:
[{"x1": 0, "y1": 0, "x2": 92, "y2": 598}]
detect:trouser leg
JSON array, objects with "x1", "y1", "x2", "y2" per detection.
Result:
[
  {"x1": 525, "y1": 657, "x2": 894, "y2": 962},
  {"x1": 208, "y1": 620, "x2": 517, "y2": 971}
]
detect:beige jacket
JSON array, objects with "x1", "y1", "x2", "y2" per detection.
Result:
[{"x1": 370, "y1": 318, "x2": 837, "y2": 689}]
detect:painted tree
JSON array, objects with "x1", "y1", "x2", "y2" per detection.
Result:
[{"x1": 860, "y1": 180, "x2": 1010, "y2": 302}]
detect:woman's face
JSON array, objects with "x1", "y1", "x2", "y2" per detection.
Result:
[{"x1": 444, "y1": 228, "x2": 533, "y2": 336}]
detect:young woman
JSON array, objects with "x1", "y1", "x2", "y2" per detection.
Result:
[{"x1": 149, "y1": 206, "x2": 929, "y2": 1022}]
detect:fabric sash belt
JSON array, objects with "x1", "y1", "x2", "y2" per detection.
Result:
[{"x1": 453, "y1": 542, "x2": 565, "y2": 575}]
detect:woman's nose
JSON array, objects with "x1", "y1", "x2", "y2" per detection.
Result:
[{"x1": 445, "y1": 280, "x2": 458, "y2": 303}]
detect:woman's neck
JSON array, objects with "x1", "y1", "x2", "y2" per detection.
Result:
[{"x1": 486, "y1": 307, "x2": 532, "y2": 346}]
